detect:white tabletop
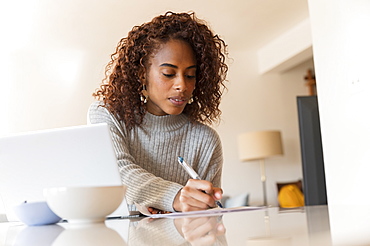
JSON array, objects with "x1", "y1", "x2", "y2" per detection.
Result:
[{"x1": 0, "y1": 205, "x2": 361, "y2": 246}]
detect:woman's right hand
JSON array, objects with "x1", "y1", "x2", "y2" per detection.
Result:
[{"x1": 173, "y1": 179, "x2": 223, "y2": 212}]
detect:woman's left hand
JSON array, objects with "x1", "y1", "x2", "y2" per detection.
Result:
[{"x1": 147, "y1": 207, "x2": 171, "y2": 214}]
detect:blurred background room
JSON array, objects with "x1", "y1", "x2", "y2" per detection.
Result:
[{"x1": 2, "y1": 2, "x2": 370, "y2": 244}]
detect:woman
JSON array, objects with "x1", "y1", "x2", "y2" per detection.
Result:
[{"x1": 89, "y1": 11, "x2": 228, "y2": 214}]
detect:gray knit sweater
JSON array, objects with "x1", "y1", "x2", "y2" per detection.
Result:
[{"x1": 88, "y1": 101, "x2": 223, "y2": 212}]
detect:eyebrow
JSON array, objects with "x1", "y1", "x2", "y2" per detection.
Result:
[{"x1": 159, "y1": 63, "x2": 197, "y2": 70}]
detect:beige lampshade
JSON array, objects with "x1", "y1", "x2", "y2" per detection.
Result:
[{"x1": 238, "y1": 131, "x2": 283, "y2": 161}]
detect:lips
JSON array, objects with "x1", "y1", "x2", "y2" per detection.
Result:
[{"x1": 169, "y1": 96, "x2": 187, "y2": 106}]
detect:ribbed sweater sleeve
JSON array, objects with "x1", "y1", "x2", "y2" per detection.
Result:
[{"x1": 88, "y1": 101, "x2": 223, "y2": 212}]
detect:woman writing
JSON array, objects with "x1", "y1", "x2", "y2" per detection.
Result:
[{"x1": 89, "y1": 11, "x2": 228, "y2": 214}]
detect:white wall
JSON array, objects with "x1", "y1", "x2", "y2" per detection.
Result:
[
  {"x1": 308, "y1": 0, "x2": 370, "y2": 244},
  {"x1": 308, "y1": 0, "x2": 370, "y2": 207},
  {"x1": 0, "y1": 0, "x2": 311, "y2": 210},
  {"x1": 217, "y1": 47, "x2": 312, "y2": 206},
  {"x1": 0, "y1": 1, "x2": 130, "y2": 134}
]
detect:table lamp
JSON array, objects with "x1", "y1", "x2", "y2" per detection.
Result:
[{"x1": 238, "y1": 130, "x2": 283, "y2": 206}]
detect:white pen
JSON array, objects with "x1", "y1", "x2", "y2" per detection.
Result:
[{"x1": 178, "y1": 156, "x2": 223, "y2": 208}]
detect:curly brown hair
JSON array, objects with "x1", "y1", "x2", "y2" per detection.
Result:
[{"x1": 93, "y1": 11, "x2": 228, "y2": 129}]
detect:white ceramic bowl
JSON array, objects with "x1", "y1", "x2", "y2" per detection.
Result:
[{"x1": 44, "y1": 185, "x2": 126, "y2": 224}]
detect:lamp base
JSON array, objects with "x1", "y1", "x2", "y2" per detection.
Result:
[{"x1": 260, "y1": 159, "x2": 268, "y2": 207}]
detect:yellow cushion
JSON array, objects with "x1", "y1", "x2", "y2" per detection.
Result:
[{"x1": 278, "y1": 184, "x2": 304, "y2": 208}]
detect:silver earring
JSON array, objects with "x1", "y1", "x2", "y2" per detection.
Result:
[
  {"x1": 188, "y1": 96, "x2": 194, "y2": 104},
  {"x1": 140, "y1": 85, "x2": 148, "y2": 104}
]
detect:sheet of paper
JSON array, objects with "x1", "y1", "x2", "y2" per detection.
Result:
[{"x1": 135, "y1": 203, "x2": 265, "y2": 218}]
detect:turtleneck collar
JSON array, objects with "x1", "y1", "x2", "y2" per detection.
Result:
[{"x1": 142, "y1": 112, "x2": 189, "y2": 132}]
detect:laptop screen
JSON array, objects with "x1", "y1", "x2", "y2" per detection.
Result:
[{"x1": 0, "y1": 123, "x2": 124, "y2": 221}]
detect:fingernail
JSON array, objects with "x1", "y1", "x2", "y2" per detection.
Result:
[{"x1": 217, "y1": 224, "x2": 225, "y2": 232}]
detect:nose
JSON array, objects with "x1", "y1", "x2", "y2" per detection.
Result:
[{"x1": 174, "y1": 76, "x2": 186, "y2": 92}]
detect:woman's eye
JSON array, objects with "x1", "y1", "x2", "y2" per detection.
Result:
[
  {"x1": 186, "y1": 75, "x2": 196, "y2": 79},
  {"x1": 163, "y1": 73, "x2": 175, "y2": 78}
]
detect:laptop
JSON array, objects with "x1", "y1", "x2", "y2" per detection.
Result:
[{"x1": 0, "y1": 123, "x2": 128, "y2": 222}]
